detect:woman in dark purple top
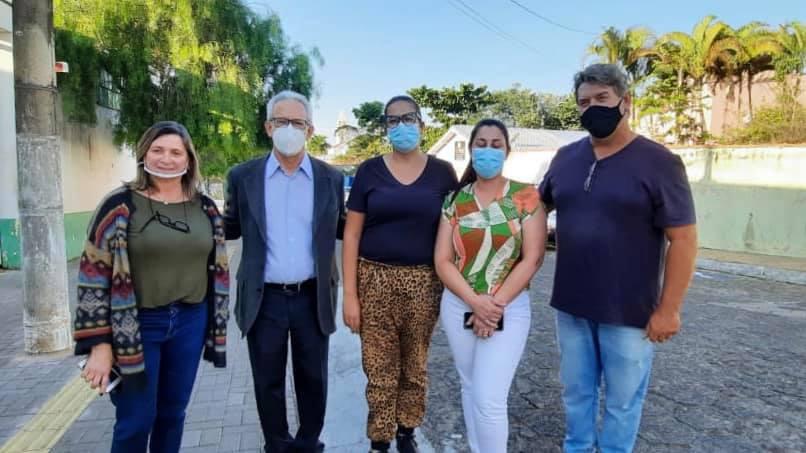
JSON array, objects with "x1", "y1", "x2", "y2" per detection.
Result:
[{"x1": 342, "y1": 95, "x2": 457, "y2": 453}]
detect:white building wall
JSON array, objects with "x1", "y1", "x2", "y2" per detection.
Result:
[
  {"x1": 503, "y1": 151, "x2": 554, "y2": 185},
  {"x1": 0, "y1": 6, "x2": 17, "y2": 219},
  {"x1": 433, "y1": 134, "x2": 556, "y2": 184},
  {"x1": 433, "y1": 134, "x2": 470, "y2": 177}
]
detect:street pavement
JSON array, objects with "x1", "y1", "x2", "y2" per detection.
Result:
[{"x1": 423, "y1": 252, "x2": 806, "y2": 452}]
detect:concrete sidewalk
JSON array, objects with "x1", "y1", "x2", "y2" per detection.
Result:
[
  {"x1": 1, "y1": 242, "x2": 435, "y2": 452},
  {"x1": 0, "y1": 260, "x2": 82, "y2": 451},
  {"x1": 697, "y1": 248, "x2": 806, "y2": 285}
]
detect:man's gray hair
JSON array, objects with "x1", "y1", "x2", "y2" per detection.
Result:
[
  {"x1": 266, "y1": 90, "x2": 313, "y2": 122},
  {"x1": 573, "y1": 64, "x2": 629, "y2": 100}
]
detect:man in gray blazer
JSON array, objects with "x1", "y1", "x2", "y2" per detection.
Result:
[{"x1": 224, "y1": 90, "x2": 345, "y2": 453}]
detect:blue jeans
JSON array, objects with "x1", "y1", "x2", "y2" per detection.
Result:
[
  {"x1": 555, "y1": 310, "x2": 654, "y2": 453},
  {"x1": 110, "y1": 301, "x2": 207, "y2": 453}
]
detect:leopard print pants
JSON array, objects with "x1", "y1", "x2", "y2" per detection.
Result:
[{"x1": 357, "y1": 257, "x2": 443, "y2": 442}]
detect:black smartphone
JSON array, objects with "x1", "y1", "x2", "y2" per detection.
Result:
[{"x1": 463, "y1": 312, "x2": 503, "y2": 331}]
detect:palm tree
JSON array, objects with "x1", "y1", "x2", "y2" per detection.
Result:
[
  {"x1": 587, "y1": 26, "x2": 655, "y2": 124},
  {"x1": 775, "y1": 21, "x2": 806, "y2": 93},
  {"x1": 656, "y1": 15, "x2": 741, "y2": 137},
  {"x1": 587, "y1": 26, "x2": 655, "y2": 86},
  {"x1": 733, "y1": 22, "x2": 782, "y2": 121}
]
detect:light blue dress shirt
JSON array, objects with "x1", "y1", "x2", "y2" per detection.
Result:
[{"x1": 263, "y1": 152, "x2": 315, "y2": 283}]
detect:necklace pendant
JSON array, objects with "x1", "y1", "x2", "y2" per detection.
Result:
[{"x1": 163, "y1": 200, "x2": 168, "y2": 205}]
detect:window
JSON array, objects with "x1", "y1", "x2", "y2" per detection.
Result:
[
  {"x1": 454, "y1": 140, "x2": 466, "y2": 160},
  {"x1": 97, "y1": 70, "x2": 122, "y2": 110}
]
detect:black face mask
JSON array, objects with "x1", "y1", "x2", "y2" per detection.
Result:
[{"x1": 580, "y1": 99, "x2": 624, "y2": 139}]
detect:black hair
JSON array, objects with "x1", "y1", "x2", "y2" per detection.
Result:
[
  {"x1": 451, "y1": 118, "x2": 511, "y2": 202},
  {"x1": 383, "y1": 95, "x2": 422, "y2": 118}
]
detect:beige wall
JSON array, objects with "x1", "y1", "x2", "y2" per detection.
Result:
[
  {"x1": 708, "y1": 71, "x2": 806, "y2": 137},
  {"x1": 636, "y1": 71, "x2": 806, "y2": 141},
  {"x1": 61, "y1": 107, "x2": 137, "y2": 214}
]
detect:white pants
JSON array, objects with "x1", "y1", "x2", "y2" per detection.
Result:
[{"x1": 440, "y1": 289, "x2": 531, "y2": 453}]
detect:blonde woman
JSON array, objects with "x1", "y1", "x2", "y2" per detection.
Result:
[{"x1": 74, "y1": 121, "x2": 229, "y2": 453}]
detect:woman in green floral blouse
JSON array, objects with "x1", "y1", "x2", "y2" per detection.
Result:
[{"x1": 434, "y1": 118, "x2": 547, "y2": 453}]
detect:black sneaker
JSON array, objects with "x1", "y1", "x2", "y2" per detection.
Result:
[
  {"x1": 369, "y1": 440, "x2": 390, "y2": 452},
  {"x1": 395, "y1": 432, "x2": 419, "y2": 453}
]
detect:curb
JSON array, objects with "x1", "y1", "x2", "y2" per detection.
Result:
[{"x1": 696, "y1": 258, "x2": 806, "y2": 286}]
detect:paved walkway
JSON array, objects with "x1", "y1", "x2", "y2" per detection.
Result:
[
  {"x1": 698, "y1": 248, "x2": 806, "y2": 272},
  {"x1": 0, "y1": 261, "x2": 80, "y2": 450},
  {"x1": 697, "y1": 248, "x2": 806, "y2": 285},
  {"x1": 4, "y1": 242, "x2": 434, "y2": 452}
]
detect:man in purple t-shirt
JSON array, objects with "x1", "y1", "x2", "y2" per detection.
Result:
[{"x1": 539, "y1": 64, "x2": 698, "y2": 452}]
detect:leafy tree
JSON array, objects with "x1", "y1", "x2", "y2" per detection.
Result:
[
  {"x1": 542, "y1": 94, "x2": 582, "y2": 130},
  {"x1": 408, "y1": 83, "x2": 492, "y2": 126},
  {"x1": 421, "y1": 125, "x2": 448, "y2": 151},
  {"x1": 344, "y1": 134, "x2": 390, "y2": 162},
  {"x1": 352, "y1": 101, "x2": 385, "y2": 136},
  {"x1": 730, "y1": 22, "x2": 781, "y2": 120},
  {"x1": 774, "y1": 21, "x2": 806, "y2": 98},
  {"x1": 587, "y1": 26, "x2": 655, "y2": 86},
  {"x1": 635, "y1": 69, "x2": 697, "y2": 143},
  {"x1": 655, "y1": 15, "x2": 741, "y2": 139},
  {"x1": 307, "y1": 134, "x2": 329, "y2": 156},
  {"x1": 585, "y1": 17, "x2": 802, "y2": 145},
  {"x1": 53, "y1": 0, "x2": 323, "y2": 178},
  {"x1": 479, "y1": 84, "x2": 541, "y2": 128},
  {"x1": 477, "y1": 86, "x2": 580, "y2": 130}
]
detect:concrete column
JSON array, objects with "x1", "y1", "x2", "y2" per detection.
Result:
[{"x1": 13, "y1": 0, "x2": 71, "y2": 353}]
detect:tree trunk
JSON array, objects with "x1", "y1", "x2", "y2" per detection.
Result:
[
  {"x1": 747, "y1": 71, "x2": 754, "y2": 122},
  {"x1": 13, "y1": 0, "x2": 72, "y2": 353},
  {"x1": 675, "y1": 67, "x2": 686, "y2": 142},
  {"x1": 697, "y1": 79, "x2": 707, "y2": 140},
  {"x1": 736, "y1": 72, "x2": 744, "y2": 125}
]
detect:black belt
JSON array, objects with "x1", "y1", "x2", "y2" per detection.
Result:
[{"x1": 264, "y1": 278, "x2": 316, "y2": 294}]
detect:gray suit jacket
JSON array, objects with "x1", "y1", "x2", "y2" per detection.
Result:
[{"x1": 224, "y1": 153, "x2": 345, "y2": 336}]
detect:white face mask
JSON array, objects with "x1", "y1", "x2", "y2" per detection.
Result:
[
  {"x1": 141, "y1": 162, "x2": 188, "y2": 179},
  {"x1": 272, "y1": 125, "x2": 307, "y2": 156}
]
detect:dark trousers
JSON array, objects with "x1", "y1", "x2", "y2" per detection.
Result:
[
  {"x1": 110, "y1": 302, "x2": 207, "y2": 453},
  {"x1": 247, "y1": 284, "x2": 329, "y2": 453}
]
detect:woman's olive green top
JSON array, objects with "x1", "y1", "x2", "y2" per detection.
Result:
[{"x1": 128, "y1": 192, "x2": 213, "y2": 308}]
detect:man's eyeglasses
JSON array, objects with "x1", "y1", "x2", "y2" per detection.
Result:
[
  {"x1": 383, "y1": 112, "x2": 420, "y2": 128},
  {"x1": 269, "y1": 117, "x2": 309, "y2": 130},
  {"x1": 138, "y1": 211, "x2": 190, "y2": 234}
]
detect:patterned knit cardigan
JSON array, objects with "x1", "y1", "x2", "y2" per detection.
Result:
[{"x1": 73, "y1": 187, "x2": 229, "y2": 388}]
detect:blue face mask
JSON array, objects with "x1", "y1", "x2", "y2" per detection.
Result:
[
  {"x1": 471, "y1": 147, "x2": 506, "y2": 179},
  {"x1": 387, "y1": 123, "x2": 421, "y2": 153}
]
